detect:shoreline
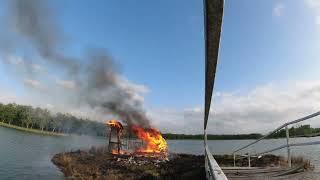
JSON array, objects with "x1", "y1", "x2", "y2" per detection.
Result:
[
  {"x1": 0, "y1": 121, "x2": 66, "y2": 136},
  {"x1": 1, "y1": 121, "x2": 317, "y2": 140},
  {"x1": 164, "y1": 134, "x2": 320, "y2": 141},
  {"x1": 164, "y1": 135, "x2": 320, "y2": 141}
]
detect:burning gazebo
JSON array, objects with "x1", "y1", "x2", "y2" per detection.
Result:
[
  {"x1": 106, "y1": 119, "x2": 168, "y2": 156},
  {"x1": 106, "y1": 119, "x2": 124, "y2": 154}
]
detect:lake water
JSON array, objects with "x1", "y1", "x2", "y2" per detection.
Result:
[{"x1": 1, "y1": 126, "x2": 320, "y2": 179}]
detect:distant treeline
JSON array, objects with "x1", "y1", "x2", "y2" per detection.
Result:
[
  {"x1": 0, "y1": 103, "x2": 107, "y2": 136},
  {"x1": 163, "y1": 125, "x2": 320, "y2": 140},
  {"x1": 2, "y1": 102, "x2": 320, "y2": 139},
  {"x1": 163, "y1": 133, "x2": 263, "y2": 140},
  {"x1": 270, "y1": 124, "x2": 320, "y2": 138}
]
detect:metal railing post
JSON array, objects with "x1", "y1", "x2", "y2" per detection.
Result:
[
  {"x1": 232, "y1": 111, "x2": 320, "y2": 155},
  {"x1": 248, "y1": 152, "x2": 251, "y2": 168},
  {"x1": 231, "y1": 111, "x2": 320, "y2": 169},
  {"x1": 285, "y1": 125, "x2": 291, "y2": 168}
]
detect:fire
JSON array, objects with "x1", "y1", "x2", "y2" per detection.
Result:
[
  {"x1": 106, "y1": 119, "x2": 123, "y2": 132},
  {"x1": 131, "y1": 125, "x2": 168, "y2": 153},
  {"x1": 111, "y1": 149, "x2": 124, "y2": 155},
  {"x1": 106, "y1": 119, "x2": 168, "y2": 155}
]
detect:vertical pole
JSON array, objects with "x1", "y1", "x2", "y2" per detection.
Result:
[
  {"x1": 117, "y1": 130, "x2": 121, "y2": 154},
  {"x1": 233, "y1": 153, "x2": 236, "y2": 167},
  {"x1": 286, "y1": 125, "x2": 291, "y2": 167},
  {"x1": 108, "y1": 127, "x2": 112, "y2": 152},
  {"x1": 126, "y1": 132, "x2": 129, "y2": 150},
  {"x1": 205, "y1": 153, "x2": 209, "y2": 179},
  {"x1": 248, "y1": 152, "x2": 251, "y2": 168},
  {"x1": 109, "y1": 127, "x2": 112, "y2": 142},
  {"x1": 128, "y1": 130, "x2": 131, "y2": 150}
]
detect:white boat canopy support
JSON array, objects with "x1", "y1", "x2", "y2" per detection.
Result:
[
  {"x1": 204, "y1": 0, "x2": 224, "y2": 130},
  {"x1": 203, "y1": 0, "x2": 227, "y2": 179}
]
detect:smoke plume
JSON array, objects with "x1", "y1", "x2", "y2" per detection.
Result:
[{"x1": 1, "y1": 0, "x2": 150, "y2": 127}]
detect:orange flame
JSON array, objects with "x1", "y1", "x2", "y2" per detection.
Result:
[
  {"x1": 106, "y1": 119, "x2": 123, "y2": 132},
  {"x1": 131, "y1": 125, "x2": 168, "y2": 153},
  {"x1": 111, "y1": 149, "x2": 124, "y2": 155}
]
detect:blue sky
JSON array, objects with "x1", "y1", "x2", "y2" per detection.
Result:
[
  {"x1": 51, "y1": 0, "x2": 320, "y2": 107},
  {"x1": 1, "y1": 0, "x2": 320, "y2": 134},
  {"x1": 52, "y1": 0, "x2": 206, "y2": 109}
]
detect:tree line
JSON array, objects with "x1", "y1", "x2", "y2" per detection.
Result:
[
  {"x1": 163, "y1": 124, "x2": 320, "y2": 140},
  {"x1": 0, "y1": 103, "x2": 107, "y2": 136},
  {"x1": 2, "y1": 102, "x2": 319, "y2": 139},
  {"x1": 270, "y1": 124, "x2": 320, "y2": 138},
  {"x1": 162, "y1": 133, "x2": 263, "y2": 140}
]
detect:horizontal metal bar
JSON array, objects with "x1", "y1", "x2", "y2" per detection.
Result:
[
  {"x1": 254, "y1": 140, "x2": 320, "y2": 156},
  {"x1": 290, "y1": 141, "x2": 320, "y2": 147},
  {"x1": 286, "y1": 111, "x2": 320, "y2": 126},
  {"x1": 233, "y1": 111, "x2": 320, "y2": 153},
  {"x1": 255, "y1": 144, "x2": 288, "y2": 156}
]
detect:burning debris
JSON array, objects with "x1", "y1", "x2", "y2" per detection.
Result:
[
  {"x1": 107, "y1": 120, "x2": 124, "y2": 132},
  {"x1": 106, "y1": 119, "x2": 168, "y2": 157},
  {"x1": 131, "y1": 125, "x2": 168, "y2": 154},
  {"x1": 113, "y1": 153, "x2": 169, "y2": 167}
]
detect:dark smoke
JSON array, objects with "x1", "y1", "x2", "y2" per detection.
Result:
[
  {"x1": 79, "y1": 49, "x2": 150, "y2": 127},
  {"x1": 10, "y1": 0, "x2": 79, "y2": 74},
  {"x1": 3, "y1": 0, "x2": 150, "y2": 127}
]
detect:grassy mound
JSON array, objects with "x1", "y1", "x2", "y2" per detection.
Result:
[{"x1": 52, "y1": 148, "x2": 205, "y2": 180}]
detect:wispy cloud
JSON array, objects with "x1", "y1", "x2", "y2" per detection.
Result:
[
  {"x1": 31, "y1": 63, "x2": 46, "y2": 73},
  {"x1": 316, "y1": 15, "x2": 320, "y2": 25},
  {"x1": 273, "y1": 3, "x2": 285, "y2": 17},
  {"x1": 306, "y1": 0, "x2": 320, "y2": 9},
  {"x1": 305, "y1": 0, "x2": 320, "y2": 25},
  {"x1": 4, "y1": 54, "x2": 46, "y2": 74},
  {"x1": 6, "y1": 55, "x2": 24, "y2": 66},
  {"x1": 5, "y1": 79, "x2": 320, "y2": 135},
  {"x1": 23, "y1": 78, "x2": 46, "y2": 91},
  {"x1": 0, "y1": 87, "x2": 19, "y2": 104},
  {"x1": 56, "y1": 79, "x2": 76, "y2": 90},
  {"x1": 149, "y1": 81, "x2": 320, "y2": 134},
  {"x1": 46, "y1": 103, "x2": 55, "y2": 109}
]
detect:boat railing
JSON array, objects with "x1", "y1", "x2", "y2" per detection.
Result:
[
  {"x1": 203, "y1": 0, "x2": 227, "y2": 179},
  {"x1": 232, "y1": 111, "x2": 320, "y2": 168}
]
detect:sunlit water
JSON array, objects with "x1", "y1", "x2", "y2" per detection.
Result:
[
  {"x1": 1, "y1": 126, "x2": 320, "y2": 179},
  {"x1": 0, "y1": 126, "x2": 106, "y2": 179}
]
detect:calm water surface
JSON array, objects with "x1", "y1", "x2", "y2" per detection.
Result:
[
  {"x1": 1, "y1": 126, "x2": 320, "y2": 179},
  {"x1": 0, "y1": 126, "x2": 106, "y2": 179}
]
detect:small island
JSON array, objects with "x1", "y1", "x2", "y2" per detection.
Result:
[{"x1": 51, "y1": 147, "x2": 313, "y2": 179}]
